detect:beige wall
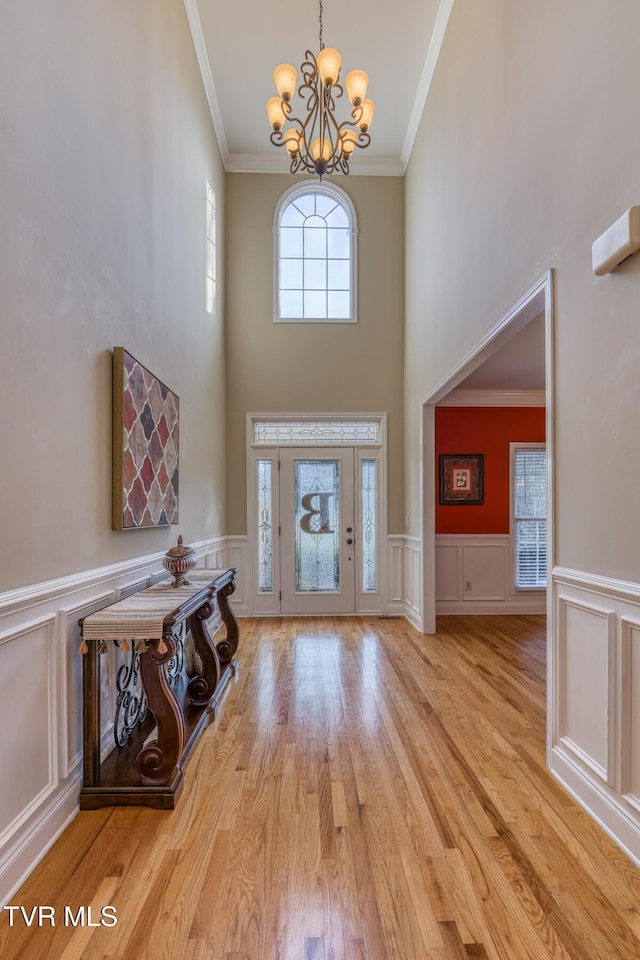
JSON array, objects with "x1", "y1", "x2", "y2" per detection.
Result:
[
  {"x1": 405, "y1": 0, "x2": 640, "y2": 581},
  {"x1": 225, "y1": 173, "x2": 404, "y2": 535},
  {"x1": 0, "y1": 0, "x2": 226, "y2": 591}
]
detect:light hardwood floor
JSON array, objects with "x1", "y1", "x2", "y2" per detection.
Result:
[{"x1": 3, "y1": 615, "x2": 640, "y2": 959}]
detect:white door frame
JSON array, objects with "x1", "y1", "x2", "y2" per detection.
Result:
[
  {"x1": 419, "y1": 270, "x2": 555, "y2": 635},
  {"x1": 246, "y1": 413, "x2": 388, "y2": 616}
]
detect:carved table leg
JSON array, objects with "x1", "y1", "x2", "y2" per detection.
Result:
[
  {"x1": 137, "y1": 636, "x2": 184, "y2": 785},
  {"x1": 216, "y1": 578, "x2": 239, "y2": 666},
  {"x1": 187, "y1": 602, "x2": 221, "y2": 706}
]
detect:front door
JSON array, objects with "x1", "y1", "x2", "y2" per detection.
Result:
[{"x1": 279, "y1": 447, "x2": 355, "y2": 614}]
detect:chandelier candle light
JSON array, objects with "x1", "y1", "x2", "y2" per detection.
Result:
[{"x1": 266, "y1": 0, "x2": 375, "y2": 177}]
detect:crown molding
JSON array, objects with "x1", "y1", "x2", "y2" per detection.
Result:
[
  {"x1": 185, "y1": 0, "x2": 448, "y2": 177},
  {"x1": 437, "y1": 389, "x2": 546, "y2": 407},
  {"x1": 183, "y1": 0, "x2": 229, "y2": 164},
  {"x1": 225, "y1": 153, "x2": 405, "y2": 177},
  {"x1": 401, "y1": 0, "x2": 454, "y2": 171}
]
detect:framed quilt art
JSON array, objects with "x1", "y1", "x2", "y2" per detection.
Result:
[
  {"x1": 439, "y1": 453, "x2": 484, "y2": 505},
  {"x1": 112, "y1": 347, "x2": 179, "y2": 530}
]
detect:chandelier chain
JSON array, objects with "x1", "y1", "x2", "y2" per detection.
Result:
[{"x1": 318, "y1": 0, "x2": 324, "y2": 50}]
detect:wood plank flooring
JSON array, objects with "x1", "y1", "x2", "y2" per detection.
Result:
[{"x1": 3, "y1": 615, "x2": 640, "y2": 959}]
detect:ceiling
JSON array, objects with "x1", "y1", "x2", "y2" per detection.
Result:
[
  {"x1": 457, "y1": 313, "x2": 546, "y2": 391},
  {"x1": 184, "y1": 0, "x2": 453, "y2": 175}
]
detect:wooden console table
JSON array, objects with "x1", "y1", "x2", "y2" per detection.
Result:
[{"x1": 79, "y1": 568, "x2": 239, "y2": 809}]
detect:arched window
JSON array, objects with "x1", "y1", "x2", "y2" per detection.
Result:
[{"x1": 274, "y1": 182, "x2": 357, "y2": 322}]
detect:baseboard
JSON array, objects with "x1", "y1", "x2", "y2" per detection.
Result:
[
  {"x1": 551, "y1": 745, "x2": 640, "y2": 870},
  {"x1": 404, "y1": 605, "x2": 423, "y2": 633},
  {"x1": 436, "y1": 599, "x2": 546, "y2": 615}
]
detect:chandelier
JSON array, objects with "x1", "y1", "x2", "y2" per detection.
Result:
[{"x1": 266, "y1": 0, "x2": 375, "y2": 178}]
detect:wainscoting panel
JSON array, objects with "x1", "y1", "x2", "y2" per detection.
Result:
[
  {"x1": 404, "y1": 538, "x2": 422, "y2": 631},
  {"x1": 0, "y1": 616, "x2": 57, "y2": 849},
  {"x1": 224, "y1": 537, "x2": 248, "y2": 612},
  {"x1": 385, "y1": 536, "x2": 421, "y2": 628},
  {"x1": 551, "y1": 567, "x2": 640, "y2": 868},
  {"x1": 435, "y1": 543, "x2": 460, "y2": 601},
  {"x1": 557, "y1": 594, "x2": 614, "y2": 783},
  {"x1": 436, "y1": 535, "x2": 545, "y2": 614},
  {"x1": 621, "y1": 617, "x2": 640, "y2": 809},
  {"x1": 462, "y1": 542, "x2": 507, "y2": 601},
  {"x1": 385, "y1": 537, "x2": 404, "y2": 613},
  {"x1": 0, "y1": 535, "x2": 232, "y2": 907}
]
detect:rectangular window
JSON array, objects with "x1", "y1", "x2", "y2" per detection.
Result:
[
  {"x1": 253, "y1": 419, "x2": 380, "y2": 446},
  {"x1": 512, "y1": 444, "x2": 547, "y2": 589},
  {"x1": 206, "y1": 183, "x2": 216, "y2": 314}
]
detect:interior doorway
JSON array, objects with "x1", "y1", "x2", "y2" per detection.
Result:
[{"x1": 420, "y1": 271, "x2": 555, "y2": 635}]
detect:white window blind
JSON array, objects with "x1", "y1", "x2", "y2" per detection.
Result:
[{"x1": 513, "y1": 448, "x2": 547, "y2": 588}]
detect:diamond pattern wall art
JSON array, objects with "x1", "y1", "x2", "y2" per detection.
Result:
[{"x1": 112, "y1": 347, "x2": 179, "y2": 530}]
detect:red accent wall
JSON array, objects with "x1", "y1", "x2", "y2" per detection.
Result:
[{"x1": 435, "y1": 407, "x2": 545, "y2": 534}]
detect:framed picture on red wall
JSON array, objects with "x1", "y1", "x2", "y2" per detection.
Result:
[{"x1": 439, "y1": 454, "x2": 484, "y2": 505}]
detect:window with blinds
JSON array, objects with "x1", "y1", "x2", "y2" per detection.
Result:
[{"x1": 512, "y1": 445, "x2": 547, "y2": 589}]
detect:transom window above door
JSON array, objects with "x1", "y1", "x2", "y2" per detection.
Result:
[
  {"x1": 274, "y1": 182, "x2": 357, "y2": 323},
  {"x1": 253, "y1": 418, "x2": 380, "y2": 445}
]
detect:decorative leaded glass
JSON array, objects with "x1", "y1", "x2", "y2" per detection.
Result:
[
  {"x1": 257, "y1": 460, "x2": 273, "y2": 593},
  {"x1": 254, "y1": 419, "x2": 379, "y2": 445},
  {"x1": 294, "y1": 460, "x2": 340, "y2": 592},
  {"x1": 361, "y1": 460, "x2": 377, "y2": 592}
]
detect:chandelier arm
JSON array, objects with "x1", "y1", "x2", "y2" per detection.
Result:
[
  {"x1": 299, "y1": 83, "x2": 321, "y2": 165},
  {"x1": 321, "y1": 93, "x2": 341, "y2": 160},
  {"x1": 336, "y1": 116, "x2": 371, "y2": 150},
  {"x1": 350, "y1": 102, "x2": 364, "y2": 127},
  {"x1": 300, "y1": 52, "x2": 317, "y2": 88}
]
